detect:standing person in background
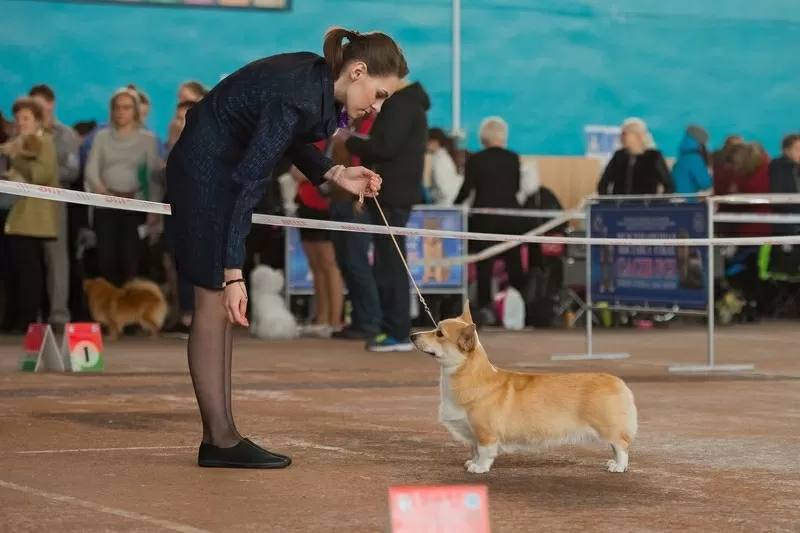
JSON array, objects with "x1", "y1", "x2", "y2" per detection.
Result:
[
  {"x1": 330, "y1": 113, "x2": 383, "y2": 340},
  {"x1": 28, "y1": 84, "x2": 81, "y2": 332},
  {"x1": 454, "y1": 116, "x2": 525, "y2": 319},
  {"x1": 426, "y1": 128, "x2": 462, "y2": 206},
  {"x1": 597, "y1": 117, "x2": 674, "y2": 195},
  {"x1": 291, "y1": 154, "x2": 345, "y2": 337},
  {"x1": 345, "y1": 79, "x2": 430, "y2": 352},
  {"x1": 84, "y1": 88, "x2": 162, "y2": 287},
  {"x1": 0, "y1": 111, "x2": 15, "y2": 333},
  {"x1": 769, "y1": 133, "x2": 800, "y2": 236},
  {"x1": 671, "y1": 125, "x2": 713, "y2": 198},
  {"x1": 0, "y1": 98, "x2": 59, "y2": 333}
]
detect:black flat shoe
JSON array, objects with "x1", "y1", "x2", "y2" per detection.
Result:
[
  {"x1": 197, "y1": 440, "x2": 291, "y2": 469},
  {"x1": 243, "y1": 438, "x2": 292, "y2": 465}
]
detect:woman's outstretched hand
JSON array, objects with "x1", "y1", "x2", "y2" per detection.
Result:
[
  {"x1": 331, "y1": 166, "x2": 382, "y2": 199},
  {"x1": 223, "y1": 269, "x2": 249, "y2": 327}
]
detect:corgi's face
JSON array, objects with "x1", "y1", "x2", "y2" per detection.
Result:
[{"x1": 410, "y1": 300, "x2": 478, "y2": 369}]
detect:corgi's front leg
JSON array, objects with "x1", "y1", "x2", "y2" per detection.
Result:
[
  {"x1": 464, "y1": 443, "x2": 480, "y2": 470},
  {"x1": 467, "y1": 442, "x2": 498, "y2": 474}
]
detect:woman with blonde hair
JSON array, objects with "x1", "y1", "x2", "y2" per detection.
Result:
[
  {"x1": 597, "y1": 117, "x2": 673, "y2": 196},
  {"x1": 84, "y1": 88, "x2": 162, "y2": 287},
  {"x1": 0, "y1": 98, "x2": 59, "y2": 332}
]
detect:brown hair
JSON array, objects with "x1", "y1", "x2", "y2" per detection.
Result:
[
  {"x1": 180, "y1": 80, "x2": 208, "y2": 100},
  {"x1": 29, "y1": 84, "x2": 56, "y2": 102},
  {"x1": 12, "y1": 97, "x2": 44, "y2": 122},
  {"x1": 323, "y1": 27, "x2": 409, "y2": 79},
  {"x1": 781, "y1": 133, "x2": 800, "y2": 153}
]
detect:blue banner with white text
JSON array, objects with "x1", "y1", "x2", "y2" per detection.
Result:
[{"x1": 589, "y1": 203, "x2": 709, "y2": 309}]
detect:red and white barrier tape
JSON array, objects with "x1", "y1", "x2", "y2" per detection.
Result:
[{"x1": 4, "y1": 181, "x2": 800, "y2": 247}]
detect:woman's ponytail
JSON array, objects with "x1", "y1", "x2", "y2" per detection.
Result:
[{"x1": 323, "y1": 27, "x2": 353, "y2": 77}]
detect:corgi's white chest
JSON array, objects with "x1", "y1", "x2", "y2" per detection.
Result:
[{"x1": 438, "y1": 370, "x2": 476, "y2": 445}]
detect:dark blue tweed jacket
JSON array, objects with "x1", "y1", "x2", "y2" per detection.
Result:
[{"x1": 169, "y1": 52, "x2": 341, "y2": 269}]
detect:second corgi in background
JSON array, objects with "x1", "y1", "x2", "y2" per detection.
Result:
[{"x1": 410, "y1": 300, "x2": 638, "y2": 474}]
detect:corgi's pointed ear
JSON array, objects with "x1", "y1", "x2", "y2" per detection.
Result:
[
  {"x1": 458, "y1": 323, "x2": 477, "y2": 352},
  {"x1": 461, "y1": 299, "x2": 473, "y2": 324}
]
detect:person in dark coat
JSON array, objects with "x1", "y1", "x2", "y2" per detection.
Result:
[
  {"x1": 166, "y1": 27, "x2": 408, "y2": 469},
  {"x1": 768, "y1": 133, "x2": 800, "y2": 236},
  {"x1": 597, "y1": 118, "x2": 674, "y2": 196}
]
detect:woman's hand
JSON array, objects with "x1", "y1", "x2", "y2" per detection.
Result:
[
  {"x1": 223, "y1": 268, "x2": 249, "y2": 327},
  {"x1": 331, "y1": 166, "x2": 382, "y2": 199}
]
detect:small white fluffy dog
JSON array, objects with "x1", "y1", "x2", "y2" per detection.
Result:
[{"x1": 248, "y1": 265, "x2": 300, "y2": 340}]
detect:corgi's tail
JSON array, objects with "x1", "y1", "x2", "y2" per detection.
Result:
[{"x1": 619, "y1": 384, "x2": 638, "y2": 446}]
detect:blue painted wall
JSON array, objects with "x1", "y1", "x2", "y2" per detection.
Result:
[{"x1": 2, "y1": 0, "x2": 798, "y2": 156}]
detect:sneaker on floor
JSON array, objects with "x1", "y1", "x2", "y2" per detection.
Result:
[{"x1": 365, "y1": 333, "x2": 414, "y2": 352}]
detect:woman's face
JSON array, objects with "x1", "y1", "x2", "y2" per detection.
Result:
[
  {"x1": 622, "y1": 126, "x2": 644, "y2": 153},
  {"x1": 427, "y1": 139, "x2": 441, "y2": 153},
  {"x1": 343, "y1": 62, "x2": 399, "y2": 119},
  {"x1": 112, "y1": 94, "x2": 137, "y2": 128},
  {"x1": 14, "y1": 108, "x2": 39, "y2": 136},
  {"x1": 786, "y1": 140, "x2": 800, "y2": 164}
]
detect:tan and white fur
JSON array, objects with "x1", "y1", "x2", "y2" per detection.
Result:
[{"x1": 410, "y1": 300, "x2": 638, "y2": 474}]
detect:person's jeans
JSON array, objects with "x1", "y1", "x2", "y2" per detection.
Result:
[
  {"x1": 367, "y1": 203, "x2": 412, "y2": 340},
  {"x1": 329, "y1": 199, "x2": 380, "y2": 334}
]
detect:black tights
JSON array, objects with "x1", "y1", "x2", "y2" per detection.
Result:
[{"x1": 188, "y1": 286, "x2": 241, "y2": 447}]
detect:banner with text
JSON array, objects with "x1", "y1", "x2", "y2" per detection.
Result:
[
  {"x1": 589, "y1": 203, "x2": 709, "y2": 309},
  {"x1": 286, "y1": 208, "x2": 466, "y2": 293}
]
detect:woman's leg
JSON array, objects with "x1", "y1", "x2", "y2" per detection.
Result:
[
  {"x1": 319, "y1": 241, "x2": 344, "y2": 328},
  {"x1": 188, "y1": 286, "x2": 236, "y2": 447},
  {"x1": 9, "y1": 237, "x2": 45, "y2": 329},
  {"x1": 303, "y1": 241, "x2": 330, "y2": 326}
]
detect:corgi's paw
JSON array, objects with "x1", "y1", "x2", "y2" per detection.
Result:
[
  {"x1": 467, "y1": 461, "x2": 492, "y2": 474},
  {"x1": 606, "y1": 459, "x2": 627, "y2": 473},
  {"x1": 465, "y1": 459, "x2": 474, "y2": 469}
]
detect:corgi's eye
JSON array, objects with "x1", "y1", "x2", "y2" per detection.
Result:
[{"x1": 435, "y1": 330, "x2": 443, "y2": 338}]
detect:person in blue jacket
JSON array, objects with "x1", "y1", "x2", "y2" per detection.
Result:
[
  {"x1": 166, "y1": 27, "x2": 408, "y2": 469},
  {"x1": 672, "y1": 125, "x2": 713, "y2": 197}
]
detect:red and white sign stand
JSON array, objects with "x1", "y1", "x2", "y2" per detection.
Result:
[
  {"x1": 61, "y1": 323, "x2": 105, "y2": 372},
  {"x1": 388, "y1": 485, "x2": 490, "y2": 533},
  {"x1": 20, "y1": 323, "x2": 66, "y2": 372}
]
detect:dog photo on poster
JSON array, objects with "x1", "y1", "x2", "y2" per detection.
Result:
[{"x1": 286, "y1": 208, "x2": 465, "y2": 293}]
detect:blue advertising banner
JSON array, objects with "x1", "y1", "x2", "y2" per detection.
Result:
[
  {"x1": 286, "y1": 208, "x2": 466, "y2": 293},
  {"x1": 589, "y1": 203, "x2": 709, "y2": 309}
]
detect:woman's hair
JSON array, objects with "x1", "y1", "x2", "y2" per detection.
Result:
[
  {"x1": 781, "y1": 133, "x2": 800, "y2": 154},
  {"x1": 622, "y1": 117, "x2": 656, "y2": 150},
  {"x1": 126, "y1": 83, "x2": 150, "y2": 106},
  {"x1": 180, "y1": 80, "x2": 208, "y2": 100},
  {"x1": 429, "y1": 127, "x2": 459, "y2": 163},
  {"x1": 110, "y1": 88, "x2": 141, "y2": 126},
  {"x1": 478, "y1": 116, "x2": 508, "y2": 148},
  {"x1": 11, "y1": 97, "x2": 44, "y2": 122},
  {"x1": 323, "y1": 27, "x2": 409, "y2": 79}
]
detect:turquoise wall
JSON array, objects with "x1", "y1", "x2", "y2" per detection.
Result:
[{"x1": 1, "y1": 0, "x2": 798, "y2": 156}]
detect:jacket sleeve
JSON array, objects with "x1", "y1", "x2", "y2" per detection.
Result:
[
  {"x1": 84, "y1": 132, "x2": 105, "y2": 193},
  {"x1": 226, "y1": 101, "x2": 299, "y2": 269},
  {"x1": 146, "y1": 135, "x2": 164, "y2": 203},
  {"x1": 689, "y1": 153, "x2": 713, "y2": 191},
  {"x1": 453, "y1": 155, "x2": 477, "y2": 205},
  {"x1": 286, "y1": 142, "x2": 332, "y2": 186},
  {"x1": 596, "y1": 151, "x2": 619, "y2": 195},
  {"x1": 9, "y1": 136, "x2": 58, "y2": 186},
  {"x1": 56, "y1": 126, "x2": 81, "y2": 185},
  {"x1": 344, "y1": 98, "x2": 413, "y2": 162},
  {"x1": 654, "y1": 152, "x2": 675, "y2": 194}
]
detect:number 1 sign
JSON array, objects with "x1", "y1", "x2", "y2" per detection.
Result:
[{"x1": 62, "y1": 323, "x2": 105, "y2": 372}]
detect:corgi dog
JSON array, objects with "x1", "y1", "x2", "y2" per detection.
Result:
[
  {"x1": 410, "y1": 300, "x2": 638, "y2": 474},
  {"x1": 84, "y1": 277, "x2": 168, "y2": 341}
]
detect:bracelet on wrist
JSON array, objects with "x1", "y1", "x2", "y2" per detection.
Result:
[{"x1": 223, "y1": 278, "x2": 245, "y2": 288}]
